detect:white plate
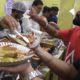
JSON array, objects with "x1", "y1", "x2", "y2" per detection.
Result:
[
  {"x1": 0, "y1": 42, "x2": 30, "y2": 53},
  {"x1": 0, "y1": 42, "x2": 33, "y2": 66}
]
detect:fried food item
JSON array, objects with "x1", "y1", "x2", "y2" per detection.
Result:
[
  {"x1": 26, "y1": 33, "x2": 34, "y2": 44},
  {"x1": 16, "y1": 33, "x2": 36, "y2": 45},
  {"x1": 0, "y1": 45, "x2": 28, "y2": 62}
]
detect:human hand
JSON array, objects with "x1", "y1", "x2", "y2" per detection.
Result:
[
  {"x1": 49, "y1": 22, "x2": 59, "y2": 30},
  {"x1": 29, "y1": 7, "x2": 37, "y2": 16},
  {"x1": 28, "y1": 35, "x2": 41, "y2": 49},
  {"x1": 0, "y1": 15, "x2": 18, "y2": 31}
]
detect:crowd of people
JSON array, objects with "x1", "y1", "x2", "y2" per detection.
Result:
[{"x1": 0, "y1": 0, "x2": 80, "y2": 80}]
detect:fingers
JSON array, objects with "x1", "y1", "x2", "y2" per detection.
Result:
[
  {"x1": 49, "y1": 22, "x2": 57, "y2": 26},
  {"x1": 29, "y1": 36, "x2": 41, "y2": 48},
  {"x1": 6, "y1": 16, "x2": 18, "y2": 30},
  {"x1": 49, "y1": 22, "x2": 59, "y2": 30},
  {"x1": 31, "y1": 7, "x2": 37, "y2": 14},
  {"x1": 2, "y1": 15, "x2": 18, "y2": 31}
]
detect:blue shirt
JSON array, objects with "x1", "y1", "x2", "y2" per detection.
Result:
[{"x1": 48, "y1": 16, "x2": 58, "y2": 23}]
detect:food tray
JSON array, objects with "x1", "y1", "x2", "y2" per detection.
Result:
[
  {"x1": 40, "y1": 39, "x2": 54, "y2": 48},
  {"x1": 0, "y1": 42, "x2": 33, "y2": 67}
]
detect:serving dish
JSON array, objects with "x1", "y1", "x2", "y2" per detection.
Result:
[{"x1": 0, "y1": 42, "x2": 33, "y2": 67}]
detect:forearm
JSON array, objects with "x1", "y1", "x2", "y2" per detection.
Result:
[
  {"x1": 20, "y1": 65, "x2": 44, "y2": 80},
  {"x1": 34, "y1": 47, "x2": 78, "y2": 80},
  {"x1": 0, "y1": 63, "x2": 44, "y2": 80},
  {"x1": 49, "y1": 22, "x2": 60, "y2": 30},
  {"x1": 30, "y1": 14, "x2": 58, "y2": 37},
  {"x1": 42, "y1": 24, "x2": 58, "y2": 37}
]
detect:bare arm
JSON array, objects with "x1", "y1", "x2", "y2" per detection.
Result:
[
  {"x1": 49, "y1": 21, "x2": 60, "y2": 30},
  {"x1": 0, "y1": 63, "x2": 44, "y2": 80},
  {"x1": 30, "y1": 14, "x2": 59, "y2": 37},
  {"x1": 33, "y1": 46, "x2": 78, "y2": 80}
]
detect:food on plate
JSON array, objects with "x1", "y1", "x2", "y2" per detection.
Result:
[
  {"x1": 16, "y1": 33, "x2": 37, "y2": 45},
  {"x1": 10, "y1": 37, "x2": 27, "y2": 46},
  {"x1": 26, "y1": 33, "x2": 35, "y2": 44},
  {"x1": 0, "y1": 45, "x2": 29, "y2": 62}
]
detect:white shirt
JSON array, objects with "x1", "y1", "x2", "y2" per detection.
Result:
[{"x1": 22, "y1": 10, "x2": 42, "y2": 35}]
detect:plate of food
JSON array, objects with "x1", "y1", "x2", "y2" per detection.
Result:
[
  {"x1": 7, "y1": 32, "x2": 37, "y2": 46},
  {"x1": 0, "y1": 42, "x2": 33, "y2": 67},
  {"x1": 40, "y1": 38, "x2": 54, "y2": 48}
]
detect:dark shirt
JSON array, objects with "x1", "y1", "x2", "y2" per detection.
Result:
[{"x1": 48, "y1": 16, "x2": 58, "y2": 23}]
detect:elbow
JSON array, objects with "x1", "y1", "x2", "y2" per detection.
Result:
[{"x1": 63, "y1": 65, "x2": 78, "y2": 80}]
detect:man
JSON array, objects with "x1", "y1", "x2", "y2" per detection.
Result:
[
  {"x1": 0, "y1": 2, "x2": 27, "y2": 80},
  {"x1": 42, "y1": 6, "x2": 51, "y2": 19},
  {"x1": 73, "y1": 11, "x2": 80, "y2": 26},
  {"x1": 48, "y1": 6, "x2": 59, "y2": 23},
  {"x1": 0, "y1": 0, "x2": 43, "y2": 36},
  {"x1": 40, "y1": 6, "x2": 50, "y2": 33},
  {"x1": 0, "y1": 2, "x2": 27, "y2": 38},
  {"x1": 28, "y1": 12, "x2": 80, "y2": 80},
  {"x1": 11, "y1": 2, "x2": 27, "y2": 33},
  {"x1": 22, "y1": 0, "x2": 43, "y2": 35}
]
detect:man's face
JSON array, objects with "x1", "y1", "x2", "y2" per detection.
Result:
[
  {"x1": 15, "y1": 11, "x2": 24, "y2": 20},
  {"x1": 34, "y1": 5, "x2": 43, "y2": 14},
  {"x1": 44, "y1": 12, "x2": 50, "y2": 18}
]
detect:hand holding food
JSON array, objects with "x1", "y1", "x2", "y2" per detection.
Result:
[{"x1": 0, "y1": 15, "x2": 18, "y2": 31}]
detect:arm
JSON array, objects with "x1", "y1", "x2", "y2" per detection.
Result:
[
  {"x1": 49, "y1": 21, "x2": 60, "y2": 30},
  {"x1": 0, "y1": 63, "x2": 44, "y2": 80},
  {"x1": 33, "y1": 46, "x2": 78, "y2": 80},
  {"x1": 30, "y1": 14, "x2": 59, "y2": 37}
]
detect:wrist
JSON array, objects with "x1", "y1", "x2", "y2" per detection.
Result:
[
  {"x1": 33, "y1": 45, "x2": 41, "y2": 51},
  {"x1": 20, "y1": 66, "x2": 35, "y2": 80},
  {"x1": 25, "y1": 67, "x2": 34, "y2": 74}
]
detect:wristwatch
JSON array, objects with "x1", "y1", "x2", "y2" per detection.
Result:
[{"x1": 27, "y1": 70, "x2": 43, "y2": 80}]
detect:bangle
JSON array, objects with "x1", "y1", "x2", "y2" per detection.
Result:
[{"x1": 27, "y1": 70, "x2": 43, "y2": 80}]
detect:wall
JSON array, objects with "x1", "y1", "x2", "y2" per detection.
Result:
[
  {"x1": 0, "y1": 0, "x2": 6, "y2": 16},
  {"x1": 58, "y1": 0, "x2": 75, "y2": 29}
]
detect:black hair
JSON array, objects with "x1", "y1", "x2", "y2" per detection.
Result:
[
  {"x1": 73, "y1": 11, "x2": 80, "y2": 26},
  {"x1": 32, "y1": 0, "x2": 43, "y2": 6},
  {"x1": 50, "y1": 6, "x2": 59, "y2": 12},
  {"x1": 12, "y1": 9, "x2": 24, "y2": 14},
  {"x1": 12, "y1": 9, "x2": 17, "y2": 13},
  {"x1": 43, "y1": 6, "x2": 50, "y2": 13}
]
